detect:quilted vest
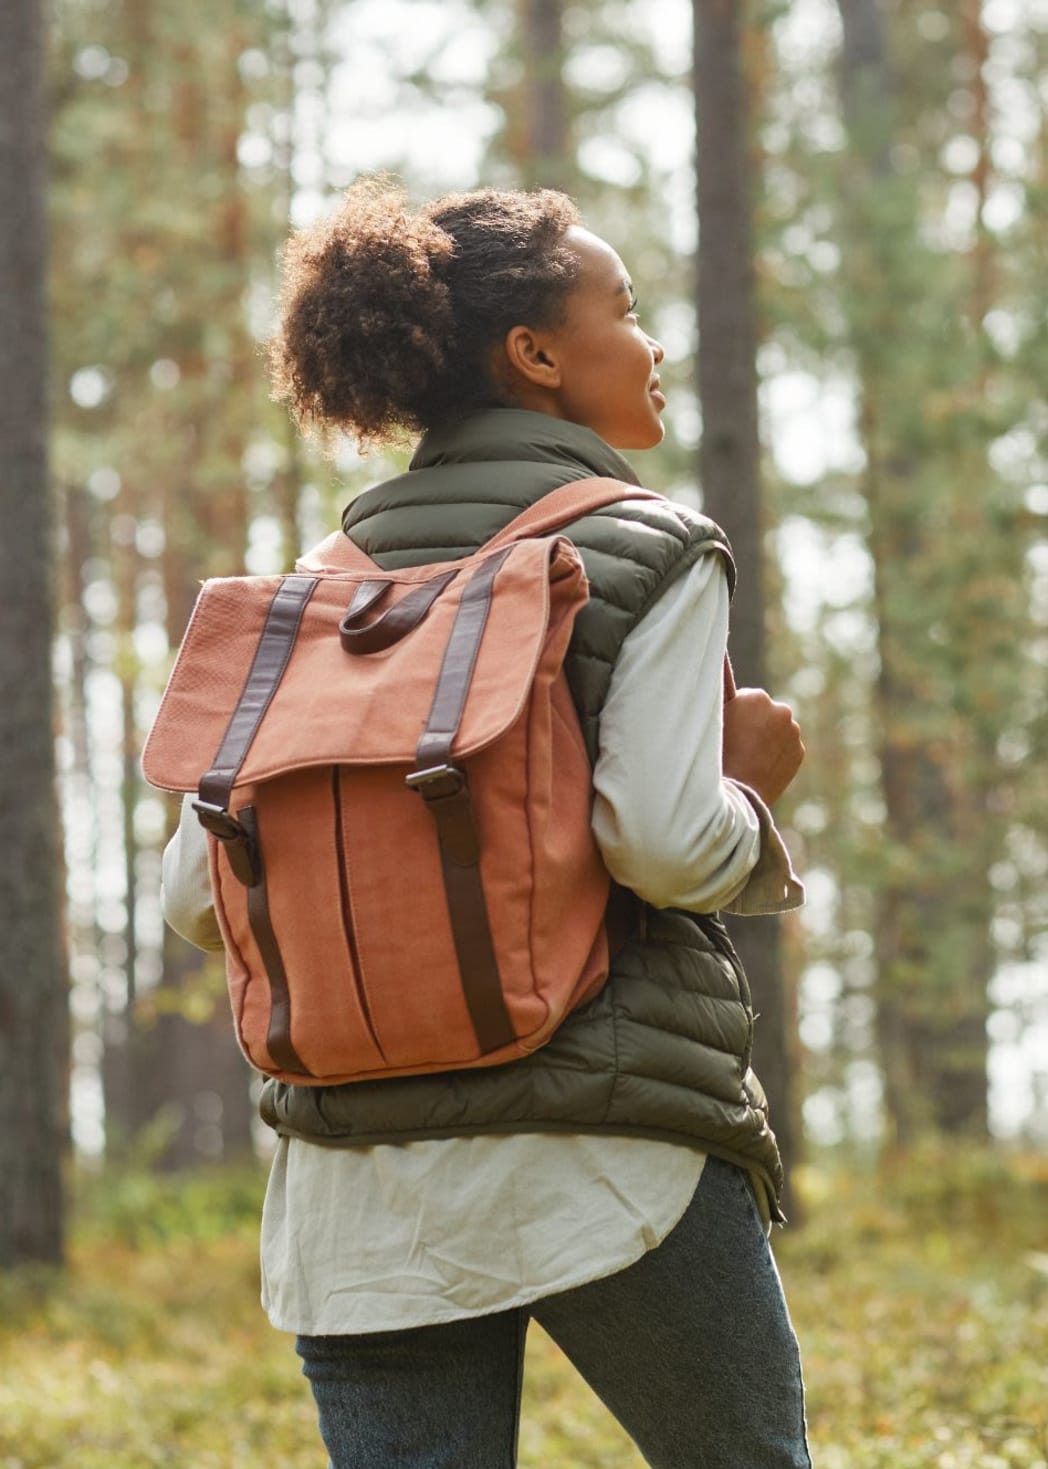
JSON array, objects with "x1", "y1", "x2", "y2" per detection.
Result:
[{"x1": 259, "y1": 409, "x2": 785, "y2": 1214}]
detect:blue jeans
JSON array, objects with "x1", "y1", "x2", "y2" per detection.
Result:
[{"x1": 295, "y1": 1155, "x2": 812, "y2": 1468}]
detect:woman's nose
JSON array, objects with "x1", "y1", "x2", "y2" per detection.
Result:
[{"x1": 649, "y1": 335, "x2": 665, "y2": 365}]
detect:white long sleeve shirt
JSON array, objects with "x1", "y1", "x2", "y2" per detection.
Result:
[{"x1": 162, "y1": 549, "x2": 802, "y2": 1334}]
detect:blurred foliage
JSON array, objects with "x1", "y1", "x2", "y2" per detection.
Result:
[
  {"x1": 71, "y1": 1160, "x2": 266, "y2": 1249},
  {"x1": 0, "y1": 1151, "x2": 1045, "y2": 1466},
  {"x1": 757, "y1": 0, "x2": 1048, "y2": 1145},
  {"x1": 781, "y1": 1147, "x2": 1048, "y2": 1467}
]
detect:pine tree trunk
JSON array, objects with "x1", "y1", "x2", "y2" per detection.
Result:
[
  {"x1": 836, "y1": 0, "x2": 990, "y2": 1141},
  {"x1": 524, "y1": 0, "x2": 568, "y2": 178},
  {"x1": 0, "y1": 0, "x2": 69, "y2": 1267},
  {"x1": 509, "y1": 0, "x2": 570, "y2": 186},
  {"x1": 97, "y1": 17, "x2": 256, "y2": 1164},
  {"x1": 692, "y1": 0, "x2": 798, "y2": 1204},
  {"x1": 142, "y1": 26, "x2": 256, "y2": 1165}
]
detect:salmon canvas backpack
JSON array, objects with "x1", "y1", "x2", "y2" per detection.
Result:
[{"x1": 143, "y1": 478, "x2": 662, "y2": 1085}]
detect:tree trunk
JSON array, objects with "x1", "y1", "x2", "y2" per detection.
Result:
[
  {"x1": 0, "y1": 0, "x2": 69, "y2": 1267},
  {"x1": 693, "y1": 0, "x2": 798, "y2": 1205},
  {"x1": 95, "y1": 16, "x2": 256, "y2": 1164},
  {"x1": 836, "y1": 0, "x2": 990, "y2": 1141},
  {"x1": 127, "y1": 31, "x2": 256, "y2": 1167},
  {"x1": 508, "y1": 0, "x2": 570, "y2": 186}
]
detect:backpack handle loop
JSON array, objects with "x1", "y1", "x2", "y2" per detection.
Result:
[{"x1": 339, "y1": 570, "x2": 457, "y2": 654}]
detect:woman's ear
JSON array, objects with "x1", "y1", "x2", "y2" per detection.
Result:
[{"x1": 503, "y1": 325, "x2": 562, "y2": 389}]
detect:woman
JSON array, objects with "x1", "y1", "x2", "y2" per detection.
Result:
[{"x1": 163, "y1": 180, "x2": 812, "y2": 1468}]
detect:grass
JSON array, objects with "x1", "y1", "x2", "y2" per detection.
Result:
[
  {"x1": 0, "y1": 1148, "x2": 1046, "y2": 1467},
  {"x1": 777, "y1": 1149, "x2": 1048, "y2": 1468}
]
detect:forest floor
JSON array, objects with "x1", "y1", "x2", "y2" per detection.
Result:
[{"x1": 1, "y1": 1146, "x2": 1046, "y2": 1468}]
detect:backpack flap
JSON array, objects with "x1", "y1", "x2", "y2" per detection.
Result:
[{"x1": 141, "y1": 533, "x2": 587, "y2": 796}]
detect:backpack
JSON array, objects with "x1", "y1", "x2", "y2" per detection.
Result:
[{"x1": 142, "y1": 477, "x2": 663, "y2": 1084}]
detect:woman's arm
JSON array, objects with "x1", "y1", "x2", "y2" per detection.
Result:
[
  {"x1": 591, "y1": 552, "x2": 803, "y2": 915},
  {"x1": 160, "y1": 794, "x2": 225, "y2": 951}
]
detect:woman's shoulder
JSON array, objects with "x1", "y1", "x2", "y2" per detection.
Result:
[{"x1": 572, "y1": 488, "x2": 734, "y2": 593}]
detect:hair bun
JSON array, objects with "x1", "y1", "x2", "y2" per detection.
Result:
[
  {"x1": 268, "y1": 178, "x2": 581, "y2": 448},
  {"x1": 268, "y1": 179, "x2": 457, "y2": 445}
]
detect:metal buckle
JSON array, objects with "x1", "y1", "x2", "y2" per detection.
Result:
[
  {"x1": 405, "y1": 764, "x2": 466, "y2": 801},
  {"x1": 192, "y1": 800, "x2": 246, "y2": 842}
]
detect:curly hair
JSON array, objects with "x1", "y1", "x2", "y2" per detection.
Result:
[{"x1": 267, "y1": 179, "x2": 582, "y2": 448}]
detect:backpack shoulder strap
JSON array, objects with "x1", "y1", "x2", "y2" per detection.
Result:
[
  {"x1": 484, "y1": 476, "x2": 740, "y2": 701},
  {"x1": 298, "y1": 479, "x2": 662, "y2": 571},
  {"x1": 482, "y1": 478, "x2": 664, "y2": 552},
  {"x1": 295, "y1": 527, "x2": 379, "y2": 575}
]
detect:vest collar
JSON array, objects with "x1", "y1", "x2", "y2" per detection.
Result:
[{"x1": 408, "y1": 409, "x2": 642, "y2": 487}]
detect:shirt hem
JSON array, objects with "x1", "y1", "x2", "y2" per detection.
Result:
[{"x1": 262, "y1": 1156, "x2": 706, "y2": 1338}]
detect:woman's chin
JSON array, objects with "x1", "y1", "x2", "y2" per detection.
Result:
[{"x1": 611, "y1": 420, "x2": 666, "y2": 452}]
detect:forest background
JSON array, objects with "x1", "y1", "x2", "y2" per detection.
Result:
[{"x1": 1, "y1": 0, "x2": 1047, "y2": 1464}]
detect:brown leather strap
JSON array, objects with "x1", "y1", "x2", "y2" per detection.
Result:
[
  {"x1": 193, "y1": 574, "x2": 317, "y2": 884},
  {"x1": 408, "y1": 548, "x2": 514, "y2": 1054},
  {"x1": 239, "y1": 806, "x2": 310, "y2": 1076},
  {"x1": 415, "y1": 549, "x2": 509, "y2": 772},
  {"x1": 605, "y1": 881, "x2": 641, "y2": 959},
  {"x1": 441, "y1": 839, "x2": 507, "y2": 1049},
  {"x1": 197, "y1": 574, "x2": 318, "y2": 814},
  {"x1": 193, "y1": 803, "x2": 259, "y2": 887},
  {"x1": 192, "y1": 579, "x2": 315, "y2": 1073},
  {"x1": 411, "y1": 546, "x2": 505, "y2": 775},
  {"x1": 340, "y1": 571, "x2": 456, "y2": 654},
  {"x1": 342, "y1": 579, "x2": 390, "y2": 622}
]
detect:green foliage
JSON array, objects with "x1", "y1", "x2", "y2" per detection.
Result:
[
  {"x1": 1, "y1": 1153, "x2": 1046, "y2": 1466},
  {"x1": 71, "y1": 1161, "x2": 267, "y2": 1249},
  {"x1": 782, "y1": 1150, "x2": 1048, "y2": 1467},
  {"x1": 759, "y1": 0, "x2": 1048, "y2": 1143}
]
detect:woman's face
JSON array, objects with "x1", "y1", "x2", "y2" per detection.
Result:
[{"x1": 536, "y1": 227, "x2": 666, "y2": 451}]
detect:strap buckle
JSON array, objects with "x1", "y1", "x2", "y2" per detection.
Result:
[
  {"x1": 192, "y1": 800, "x2": 260, "y2": 887},
  {"x1": 192, "y1": 799, "x2": 247, "y2": 842},
  {"x1": 405, "y1": 764, "x2": 466, "y2": 801}
]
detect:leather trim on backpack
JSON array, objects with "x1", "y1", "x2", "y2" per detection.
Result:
[
  {"x1": 191, "y1": 576, "x2": 319, "y2": 1076},
  {"x1": 238, "y1": 805, "x2": 310, "y2": 1076},
  {"x1": 196, "y1": 574, "x2": 319, "y2": 814},
  {"x1": 409, "y1": 546, "x2": 515, "y2": 1054}
]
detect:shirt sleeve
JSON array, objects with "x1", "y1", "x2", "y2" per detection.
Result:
[
  {"x1": 591, "y1": 553, "x2": 804, "y2": 915},
  {"x1": 160, "y1": 794, "x2": 225, "y2": 952}
]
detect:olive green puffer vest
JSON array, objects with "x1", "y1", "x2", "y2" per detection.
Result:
[{"x1": 260, "y1": 409, "x2": 785, "y2": 1213}]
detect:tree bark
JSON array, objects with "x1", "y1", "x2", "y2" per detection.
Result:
[
  {"x1": 836, "y1": 0, "x2": 990, "y2": 1141},
  {"x1": 0, "y1": 0, "x2": 70, "y2": 1266},
  {"x1": 508, "y1": 0, "x2": 570, "y2": 186},
  {"x1": 126, "y1": 27, "x2": 255, "y2": 1166},
  {"x1": 693, "y1": 0, "x2": 798, "y2": 1205},
  {"x1": 694, "y1": 1, "x2": 764, "y2": 685}
]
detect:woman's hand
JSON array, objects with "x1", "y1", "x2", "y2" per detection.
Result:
[{"x1": 722, "y1": 686, "x2": 805, "y2": 807}]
